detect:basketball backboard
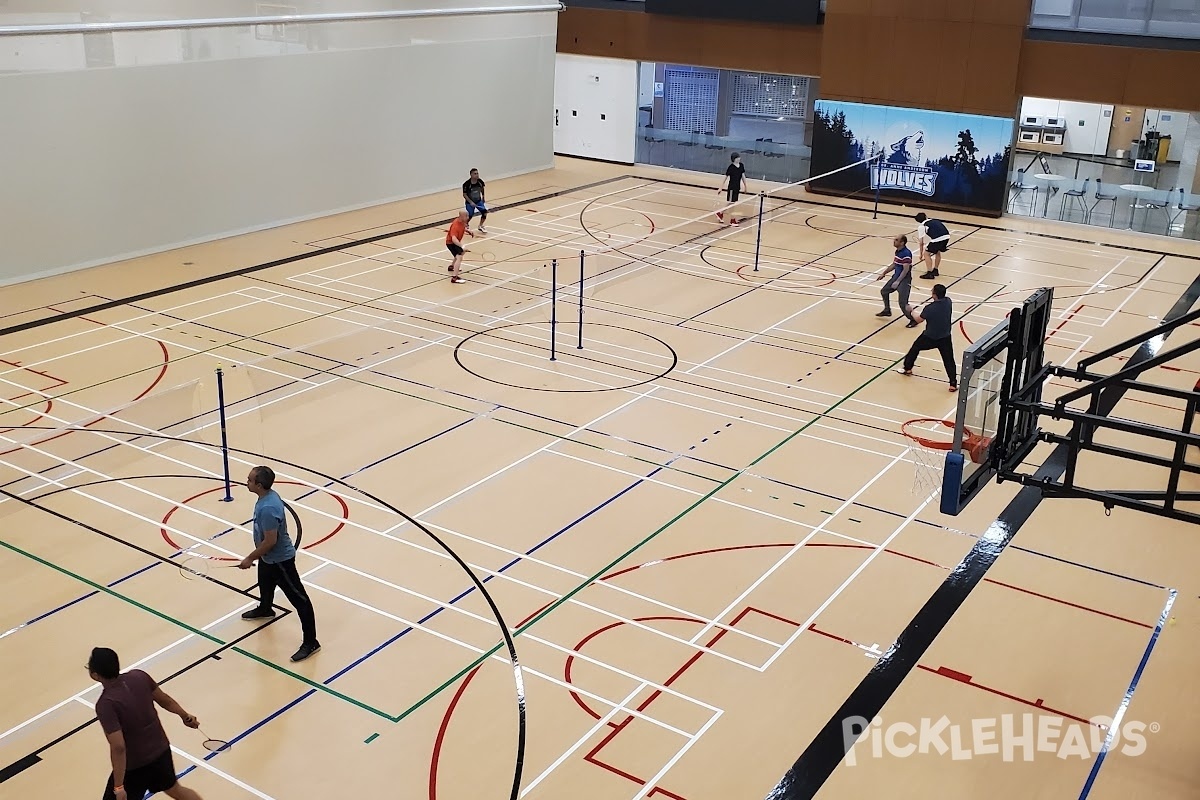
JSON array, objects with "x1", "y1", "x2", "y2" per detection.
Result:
[{"x1": 940, "y1": 288, "x2": 1053, "y2": 515}]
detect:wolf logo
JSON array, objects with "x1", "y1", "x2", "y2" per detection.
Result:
[
  {"x1": 887, "y1": 131, "x2": 925, "y2": 166},
  {"x1": 874, "y1": 129, "x2": 937, "y2": 196}
]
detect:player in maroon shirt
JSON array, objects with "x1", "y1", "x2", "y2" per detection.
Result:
[{"x1": 88, "y1": 647, "x2": 206, "y2": 800}]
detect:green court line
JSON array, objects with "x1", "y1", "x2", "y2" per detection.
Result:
[
  {"x1": 364, "y1": 733, "x2": 380, "y2": 744},
  {"x1": 0, "y1": 538, "x2": 396, "y2": 722},
  {"x1": 389, "y1": 287, "x2": 1006, "y2": 721}
]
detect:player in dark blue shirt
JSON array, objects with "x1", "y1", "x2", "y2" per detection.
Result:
[
  {"x1": 901, "y1": 283, "x2": 957, "y2": 391},
  {"x1": 875, "y1": 234, "x2": 916, "y2": 324}
]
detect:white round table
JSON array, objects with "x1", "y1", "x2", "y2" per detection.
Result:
[
  {"x1": 1033, "y1": 174, "x2": 1068, "y2": 218},
  {"x1": 1120, "y1": 184, "x2": 1156, "y2": 229}
]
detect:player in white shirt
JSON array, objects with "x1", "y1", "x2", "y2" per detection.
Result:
[{"x1": 914, "y1": 212, "x2": 951, "y2": 279}]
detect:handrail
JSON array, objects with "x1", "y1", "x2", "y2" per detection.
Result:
[{"x1": 0, "y1": 4, "x2": 565, "y2": 36}]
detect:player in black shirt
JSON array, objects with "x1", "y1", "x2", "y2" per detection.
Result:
[
  {"x1": 915, "y1": 212, "x2": 951, "y2": 279},
  {"x1": 463, "y1": 169, "x2": 488, "y2": 233},
  {"x1": 716, "y1": 153, "x2": 749, "y2": 226},
  {"x1": 901, "y1": 283, "x2": 958, "y2": 391}
]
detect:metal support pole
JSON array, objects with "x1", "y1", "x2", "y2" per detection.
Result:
[
  {"x1": 872, "y1": 156, "x2": 882, "y2": 220},
  {"x1": 550, "y1": 259, "x2": 557, "y2": 362},
  {"x1": 753, "y1": 192, "x2": 765, "y2": 271},
  {"x1": 215, "y1": 368, "x2": 234, "y2": 502},
  {"x1": 577, "y1": 250, "x2": 585, "y2": 350}
]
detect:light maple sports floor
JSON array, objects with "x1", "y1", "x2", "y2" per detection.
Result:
[{"x1": 1, "y1": 157, "x2": 1199, "y2": 800}]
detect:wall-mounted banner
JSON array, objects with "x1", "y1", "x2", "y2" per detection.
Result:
[{"x1": 810, "y1": 100, "x2": 1014, "y2": 216}]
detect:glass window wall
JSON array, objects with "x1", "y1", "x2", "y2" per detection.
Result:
[
  {"x1": 1030, "y1": 0, "x2": 1200, "y2": 39},
  {"x1": 635, "y1": 61, "x2": 816, "y2": 185},
  {"x1": 1009, "y1": 97, "x2": 1200, "y2": 239}
]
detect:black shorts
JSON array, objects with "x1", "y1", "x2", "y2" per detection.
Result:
[
  {"x1": 103, "y1": 748, "x2": 176, "y2": 800},
  {"x1": 926, "y1": 239, "x2": 949, "y2": 255},
  {"x1": 447, "y1": 242, "x2": 464, "y2": 257},
  {"x1": 726, "y1": 188, "x2": 740, "y2": 203}
]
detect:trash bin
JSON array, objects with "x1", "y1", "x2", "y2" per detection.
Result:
[{"x1": 1157, "y1": 134, "x2": 1171, "y2": 164}]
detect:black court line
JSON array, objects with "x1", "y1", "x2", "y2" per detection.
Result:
[
  {"x1": 0, "y1": 176, "x2": 633, "y2": 339},
  {"x1": 643, "y1": 174, "x2": 1200, "y2": 262},
  {"x1": 769, "y1": 255, "x2": 1197, "y2": 800},
  {"x1": 0, "y1": 605, "x2": 293, "y2": 785}
]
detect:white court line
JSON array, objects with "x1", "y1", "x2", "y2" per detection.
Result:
[
  {"x1": 688, "y1": 446, "x2": 917, "y2": 674},
  {"x1": 0, "y1": 588, "x2": 278, "y2": 742},
  {"x1": 518, "y1": 683, "x2": 710, "y2": 799},
  {"x1": 1, "y1": 299, "x2": 829, "y2": 669},
  {"x1": 304, "y1": 578, "x2": 717, "y2": 735},
  {"x1": 0, "y1": 427, "x2": 768, "y2": 672},
  {"x1": 0, "y1": 292, "x2": 270, "y2": 380},
  {"x1": 69, "y1": 697, "x2": 278, "y2": 800},
  {"x1": 292, "y1": 180, "x2": 671, "y2": 288},
  {"x1": 547, "y1": 448, "x2": 886, "y2": 546},
  {"x1": 250, "y1": 259, "x2": 944, "y2": 435}
]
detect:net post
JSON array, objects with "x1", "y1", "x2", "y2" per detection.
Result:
[
  {"x1": 577, "y1": 249, "x2": 585, "y2": 350},
  {"x1": 872, "y1": 155, "x2": 882, "y2": 220},
  {"x1": 215, "y1": 367, "x2": 234, "y2": 502},
  {"x1": 549, "y1": 259, "x2": 558, "y2": 362},
  {"x1": 753, "y1": 192, "x2": 765, "y2": 272}
]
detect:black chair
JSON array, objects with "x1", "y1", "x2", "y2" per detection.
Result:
[
  {"x1": 1167, "y1": 188, "x2": 1200, "y2": 235},
  {"x1": 1058, "y1": 178, "x2": 1090, "y2": 221},
  {"x1": 1008, "y1": 169, "x2": 1038, "y2": 214},
  {"x1": 1141, "y1": 187, "x2": 1175, "y2": 234},
  {"x1": 1088, "y1": 179, "x2": 1117, "y2": 226}
]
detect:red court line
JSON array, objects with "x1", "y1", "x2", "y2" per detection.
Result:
[
  {"x1": 0, "y1": 357, "x2": 70, "y2": 431},
  {"x1": 604, "y1": 542, "x2": 1152, "y2": 629},
  {"x1": 805, "y1": 625, "x2": 1095, "y2": 726},
  {"x1": 159, "y1": 480, "x2": 351, "y2": 559},
  {"x1": 734, "y1": 263, "x2": 837, "y2": 287},
  {"x1": 577, "y1": 607, "x2": 777, "y2": 799},
  {"x1": 429, "y1": 600, "x2": 554, "y2": 800},
  {"x1": 0, "y1": 313, "x2": 169, "y2": 457},
  {"x1": 431, "y1": 534, "x2": 1141, "y2": 798}
]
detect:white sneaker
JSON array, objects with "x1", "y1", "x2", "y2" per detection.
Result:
[{"x1": 478, "y1": 226, "x2": 488, "y2": 234}]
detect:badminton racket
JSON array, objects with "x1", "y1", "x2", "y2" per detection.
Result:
[
  {"x1": 178, "y1": 556, "x2": 238, "y2": 580},
  {"x1": 200, "y1": 730, "x2": 231, "y2": 753}
]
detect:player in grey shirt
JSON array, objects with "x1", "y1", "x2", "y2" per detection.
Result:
[{"x1": 901, "y1": 283, "x2": 957, "y2": 391}]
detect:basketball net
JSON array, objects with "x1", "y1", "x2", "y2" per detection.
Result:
[{"x1": 902, "y1": 418, "x2": 993, "y2": 500}]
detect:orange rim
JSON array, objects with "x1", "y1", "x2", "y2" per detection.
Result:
[{"x1": 901, "y1": 418, "x2": 983, "y2": 450}]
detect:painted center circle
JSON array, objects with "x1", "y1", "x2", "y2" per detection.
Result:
[
  {"x1": 453, "y1": 323, "x2": 678, "y2": 393},
  {"x1": 160, "y1": 479, "x2": 350, "y2": 560}
]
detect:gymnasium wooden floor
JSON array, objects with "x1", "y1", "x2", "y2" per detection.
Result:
[{"x1": 2, "y1": 157, "x2": 1199, "y2": 800}]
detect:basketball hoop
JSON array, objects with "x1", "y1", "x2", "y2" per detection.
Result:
[{"x1": 901, "y1": 418, "x2": 994, "y2": 498}]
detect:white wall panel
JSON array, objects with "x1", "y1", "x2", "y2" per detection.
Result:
[{"x1": 0, "y1": 7, "x2": 556, "y2": 283}]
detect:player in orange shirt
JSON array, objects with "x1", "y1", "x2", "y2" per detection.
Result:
[{"x1": 446, "y1": 210, "x2": 475, "y2": 284}]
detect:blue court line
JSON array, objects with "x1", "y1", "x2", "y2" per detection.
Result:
[
  {"x1": 178, "y1": 444, "x2": 692, "y2": 778},
  {"x1": 5, "y1": 416, "x2": 479, "y2": 640},
  {"x1": 1078, "y1": 588, "x2": 1177, "y2": 800}
]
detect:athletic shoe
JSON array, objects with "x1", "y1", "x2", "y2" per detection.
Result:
[
  {"x1": 906, "y1": 321, "x2": 919, "y2": 328},
  {"x1": 920, "y1": 271, "x2": 939, "y2": 279},
  {"x1": 876, "y1": 310, "x2": 892, "y2": 317},
  {"x1": 731, "y1": 219, "x2": 740, "y2": 226},
  {"x1": 448, "y1": 265, "x2": 455, "y2": 272},
  {"x1": 716, "y1": 211, "x2": 725, "y2": 222},
  {"x1": 241, "y1": 607, "x2": 276, "y2": 620},
  {"x1": 451, "y1": 276, "x2": 465, "y2": 284},
  {"x1": 291, "y1": 642, "x2": 321, "y2": 662},
  {"x1": 949, "y1": 385, "x2": 958, "y2": 392},
  {"x1": 478, "y1": 226, "x2": 488, "y2": 233}
]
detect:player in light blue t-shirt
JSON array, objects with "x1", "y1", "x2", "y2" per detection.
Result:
[{"x1": 238, "y1": 465, "x2": 320, "y2": 662}]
